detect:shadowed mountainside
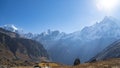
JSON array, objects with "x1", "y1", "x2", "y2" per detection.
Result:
[
  {"x1": 89, "y1": 39, "x2": 120, "y2": 62},
  {"x1": 0, "y1": 28, "x2": 49, "y2": 66}
]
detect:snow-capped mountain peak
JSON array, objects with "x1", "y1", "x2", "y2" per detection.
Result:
[
  {"x1": 101, "y1": 16, "x2": 120, "y2": 26},
  {"x1": 79, "y1": 16, "x2": 120, "y2": 40},
  {"x1": 1, "y1": 16, "x2": 120, "y2": 64},
  {"x1": 1, "y1": 24, "x2": 18, "y2": 32}
]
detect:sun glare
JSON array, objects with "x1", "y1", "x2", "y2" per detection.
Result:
[{"x1": 96, "y1": 0, "x2": 119, "y2": 12}]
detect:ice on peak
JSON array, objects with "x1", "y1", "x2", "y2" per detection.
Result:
[
  {"x1": 5, "y1": 24, "x2": 18, "y2": 30},
  {"x1": 2, "y1": 24, "x2": 18, "y2": 32},
  {"x1": 102, "y1": 16, "x2": 119, "y2": 24}
]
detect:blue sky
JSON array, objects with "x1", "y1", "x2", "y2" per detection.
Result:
[{"x1": 0, "y1": 0, "x2": 120, "y2": 33}]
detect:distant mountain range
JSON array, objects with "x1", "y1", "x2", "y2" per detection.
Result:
[
  {"x1": 0, "y1": 28, "x2": 49, "y2": 66},
  {"x1": 1, "y1": 16, "x2": 120, "y2": 65}
]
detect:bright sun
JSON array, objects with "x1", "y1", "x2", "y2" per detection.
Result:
[{"x1": 96, "y1": 0, "x2": 119, "y2": 12}]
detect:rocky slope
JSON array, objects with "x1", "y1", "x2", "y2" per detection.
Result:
[
  {"x1": 89, "y1": 40, "x2": 120, "y2": 62},
  {"x1": 0, "y1": 28, "x2": 49, "y2": 66}
]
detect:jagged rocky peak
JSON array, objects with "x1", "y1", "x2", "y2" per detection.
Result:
[
  {"x1": 100, "y1": 16, "x2": 120, "y2": 26},
  {"x1": 81, "y1": 16, "x2": 120, "y2": 37},
  {"x1": 102, "y1": 16, "x2": 117, "y2": 22},
  {"x1": 42, "y1": 29, "x2": 61, "y2": 35}
]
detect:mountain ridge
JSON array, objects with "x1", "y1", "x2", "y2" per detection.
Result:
[
  {"x1": 89, "y1": 39, "x2": 120, "y2": 62},
  {"x1": 1, "y1": 16, "x2": 120, "y2": 65},
  {"x1": 0, "y1": 28, "x2": 49, "y2": 66}
]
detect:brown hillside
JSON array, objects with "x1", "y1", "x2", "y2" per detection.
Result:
[
  {"x1": 53, "y1": 58, "x2": 120, "y2": 68},
  {"x1": 0, "y1": 28, "x2": 49, "y2": 66}
]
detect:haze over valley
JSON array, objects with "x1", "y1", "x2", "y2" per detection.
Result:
[{"x1": 0, "y1": 0, "x2": 120, "y2": 68}]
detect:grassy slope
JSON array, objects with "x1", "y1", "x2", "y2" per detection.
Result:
[
  {"x1": 2, "y1": 58, "x2": 119, "y2": 68},
  {"x1": 53, "y1": 58, "x2": 120, "y2": 68}
]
